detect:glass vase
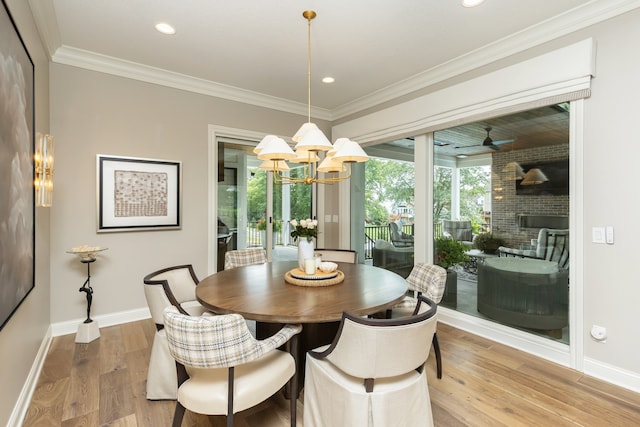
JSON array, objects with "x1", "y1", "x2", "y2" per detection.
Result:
[{"x1": 298, "y1": 239, "x2": 315, "y2": 271}]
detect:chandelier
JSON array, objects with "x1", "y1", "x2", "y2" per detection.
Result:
[{"x1": 254, "y1": 10, "x2": 369, "y2": 185}]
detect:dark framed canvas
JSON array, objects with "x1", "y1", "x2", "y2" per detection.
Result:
[
  {"x1": 0, "y1": 0, "x2": 35, "y2": 330},
  {"x1": 97, "y1": 155, "x2": 182, "y2": 232}
]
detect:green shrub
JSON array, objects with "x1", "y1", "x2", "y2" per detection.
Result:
[{"x1": 434, "y1": 237, "x2": 469, "y2": 269}]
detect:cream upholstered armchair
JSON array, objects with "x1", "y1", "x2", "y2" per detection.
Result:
[
  {"x1": 304, "y1": 296, "x2": 438, "y2": 427},
  {"x1": 224, "y1": 247, "x2": 267, "y2": 270},
  {"x1": 143, "y1": 264, "x2": 208, "y2": 400},
  {"x1": 163, "y1": 306, "x2": 302, "y2": 427},
  {"x1": 387, "y1": 263, "x2": 447, "y2": 379}
]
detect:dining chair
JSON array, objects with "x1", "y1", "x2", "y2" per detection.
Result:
[
  {"x1": 387, "y1": 263, "x2": 447, "y2": 379},
  {"x1": 224, "y1": 247, "x2": 267, "y2": 270},
  {"x1": 143, "y1": 264, "x2": 208, "y2": 400},
  {"x1": 304, "y1": 295, "x2": 438, "y2": 427},
  {"x1": 163, "y1": 306, "x2": 302, "y2": 427},
  {"x1": 314, "y1": 248, "x2": 357, "y2": 264}
]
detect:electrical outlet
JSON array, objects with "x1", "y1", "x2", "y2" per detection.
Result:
[{"x1": 590, "y1": 325, "x2": 607, "y2": 342}]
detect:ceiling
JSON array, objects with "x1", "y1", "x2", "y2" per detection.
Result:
[{"x1": 30, "y1": 0, "x2": 609, "y2": 120}]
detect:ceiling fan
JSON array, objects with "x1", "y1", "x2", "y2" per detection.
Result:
[{"x1": 457, "y1": 127, "x2": 514, "y2": 151}]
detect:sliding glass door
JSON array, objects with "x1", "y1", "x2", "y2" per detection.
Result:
[
  {"x1": 216, "y1": 139, "x2": 312, "y2": 270},
  {"x1": 433, "y1": 103, "x2": 571, "y2": 344}
]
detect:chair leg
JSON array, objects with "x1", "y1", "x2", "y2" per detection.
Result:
[
  {"x1": 227, "y1": 367, "x2": 235, "y2": 427},
  {"x1": 172, "y1": 401, "x2": 186, "y2": 427},
  {"x1": 432, "y1": 332, "x2": 442, "y2": 379},
  {"x1": 289, "y1": 334, "x2": 299, "y2": 427}
]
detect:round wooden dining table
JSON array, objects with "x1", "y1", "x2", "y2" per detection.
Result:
[
  {"x1": 197, "y1": 260, "x2": 408, "y2": 397},
  {"x1": 196, "y1": 261, "x2": 408, "y2": 323}
]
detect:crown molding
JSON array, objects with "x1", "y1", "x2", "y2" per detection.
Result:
[
  {"x1": 331, "y1": 0, "x2": 640, "y2": 119},
  {"x1": 37, "y1": 0, "x2": 640, "y2": 121},
  {"x1": 51, "y1": 45, "x2": 333, "y2": 121},
  {"x1": 28, "y1": 0, "x2": 60, "y2": 60}
]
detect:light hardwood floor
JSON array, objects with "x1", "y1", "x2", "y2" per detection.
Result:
[{"x1": 24, "y1": 319, "x2": 640, "y2": 426}]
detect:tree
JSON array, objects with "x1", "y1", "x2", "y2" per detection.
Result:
[
  {"x1": 459, "y1": 166, "x2": 490, "y2": 229},
  {"x1": 364, "y1": 158, "x2": 415, "y2": 224},
  {"x1": 433, "y1": 166, "x2": 452, "y2": 222}
]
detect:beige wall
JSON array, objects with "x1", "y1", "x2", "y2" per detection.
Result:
[
  {"x1": 1, "y1": 0, "x2": 51, "y2": 424},
  {"x1": 49, "y1": 65, "x2": 320, "y2": 324}
]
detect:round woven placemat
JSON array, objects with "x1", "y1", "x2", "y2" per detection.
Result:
[{"x1": 284, "y1": 269, "x2": 344, "y2": 287}]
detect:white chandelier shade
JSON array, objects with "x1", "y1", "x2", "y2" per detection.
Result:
[{"x1": 255, "y1": 10, "x2": 368, "y2": 184}]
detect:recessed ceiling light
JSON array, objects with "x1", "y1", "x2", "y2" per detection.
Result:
[
  {"x1": 155, "y1": 22, "x2": 176, "y2": 35},
  {"x1": 322, "y1": 76, "x2": 335, "y2": 84},
  {"x1": 462, "y1": 0, "x2": 485, "y2": 7},
  {"x1": 456, "y1": 154, "x2": 469, "y2": 159}
]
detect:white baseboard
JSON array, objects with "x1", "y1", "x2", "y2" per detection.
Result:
[
  {"x1": 51, "y1": 307, "x2": 151, "y2": 337},
  {"x1": 584, "y1": 357, "x2": 640, "y2": 393},
  {"x1": 7, "y1": 326, "x2": 53, "y2": 427}
]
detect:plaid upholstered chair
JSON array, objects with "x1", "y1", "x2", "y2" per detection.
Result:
[
  {"x1": 163, "y1": 307, "x2": 302, "y2": 427},
  {"x1": 224, "y1": 247, "x2": 267, "y2": 270},
  {"x1": 304, "y1": 295, "x2": 438, "y2": 427},
  {"x1": 387, "y1": 263, "x2": 447, "y2": 379},
  {"x1": 143, "y1": 265, "x2": 208, "y2": 400}
]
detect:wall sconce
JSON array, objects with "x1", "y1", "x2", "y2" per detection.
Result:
[{"x1": 35, "y1": 133, "x2": 54, "y2": 207}]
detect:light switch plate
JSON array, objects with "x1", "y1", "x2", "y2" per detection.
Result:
[{"x1": 592, "y1": 227, "x2": 605, "y2": 244}]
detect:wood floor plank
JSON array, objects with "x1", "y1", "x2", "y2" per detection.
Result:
[
  {"x1": 120, "y1": 321, "x2": 149, "y2": 353},
  {"x1": 98, "y1": 323, "x2": 126, "y2": 375},
  {"x1": 37, "y1": 333, "x2": 76, "y2": 384},
  {"x1": 22, "y1": 377, "x2": 69, "y2": 427},
  {"x1": 25, "y1": 318, "x2": 640, "y2": 426},
  {"x1": 60, "y1": 410, "x2": 99, "y2": 427},
  {"x1": 129, "y1": 378, "x2": 175, "y2": 427},
  {"x1": 99, "y1": 367, "x2": 136, "y2": 424},
  {"x1": 61, "y1": 341, "x2": 100, "y2": 421}
]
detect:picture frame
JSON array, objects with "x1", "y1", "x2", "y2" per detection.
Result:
[
  {"x1": 0, "y1": 0, "x2": 35, "y2": 330},
  {"x1": 97, "y1": 155, "x2": 182, "y2": 232}
]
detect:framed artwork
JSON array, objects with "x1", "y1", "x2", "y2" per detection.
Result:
[
  {"x1": 97, "y1": 155, "x2": 182, "y2": 232},
  {"x1": 0, "y1": 0, "x2": 35, "y2": 330}
]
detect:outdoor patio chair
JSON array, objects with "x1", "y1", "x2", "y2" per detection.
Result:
[
  {"x1": 389, "y1": 221, "x2": 414, "y2": 247},
  {"x1": 499, "y1": 228, "x2": 569, "y2": 269}
]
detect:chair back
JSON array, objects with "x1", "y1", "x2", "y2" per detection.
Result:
[
  {"x1": 163, "y1": 306, "x2": 302, "y2": 369},
  {"x1": 442, "y1": 220, "x2": 473, "y2": 242},
  {"x1": 143, "y1": 265, "x2": 200, "y2": 326},
  {"x1": 314, "y1": 248, "x2": 357, "y2": 264},
  {"x1": 224, "y1": 247, "x2": 267, "y2": 270},
  {"x1": 309, "y1": 296, "x2": 437, "y2": 382},
  {"x1": 406, "y1": 263, "x2": 447, "y2": 304},
  {"x1": 163, "y1": 307, "x2": 258, "y2": 369},
  {"x1": 536, "y1": 228, "x2": 569, "y2": 269},
  {"x1": 389, "y1": 221, "x2": 414, "y2": 247}
]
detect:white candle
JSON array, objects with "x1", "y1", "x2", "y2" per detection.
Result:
[{"x1": 304, "y1": 258, "x2": 316, "y2": 275}]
